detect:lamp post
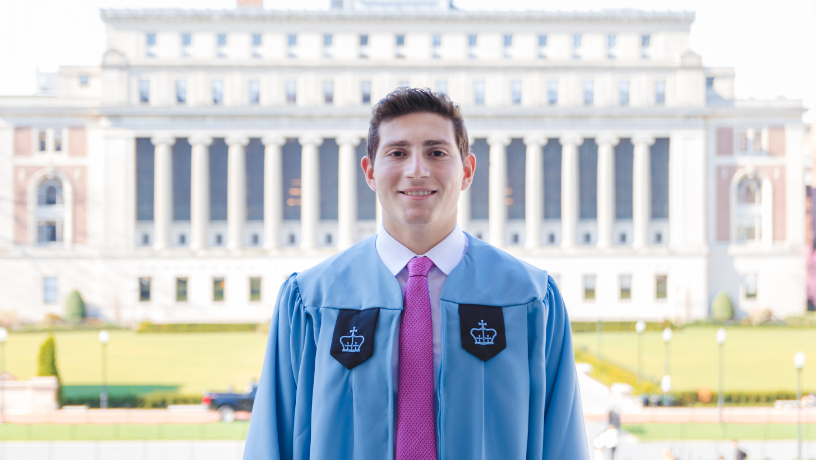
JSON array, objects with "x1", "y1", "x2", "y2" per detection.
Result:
[
  {"x1": 636, "y1": 320, "x2": 646, "y2": 383},
  {"x1": 596, "y1": 319, "x2": 602, "y2": 363},
  {"x1": 99, "y1": 330, "x2": 109, "y2": 410},
  {"x1": 0, "y1": 327, "x2": 7, "y2": 424},
  {"x1": 661, "y1": 375, "x2": 672, "y2": 406},
  {"x1": 662, "y1": 327, "x2": 673, "y2": 376},
  {"x1": 794, "y1": 351, "x2": 806, "y2": 460},
  {"x1": 716, "y1": 328, "x2": 727, "y2": 423}
]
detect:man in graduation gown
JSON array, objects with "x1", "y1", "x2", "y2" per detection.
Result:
[{"x1": 243, "y1": 88, "x2": 589, "y2": 460}]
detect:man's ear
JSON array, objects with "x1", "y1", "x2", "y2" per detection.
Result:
[
  {"x1": 461, "y1": 152, "x2": 476, "y2": 191},
  {"x1": 361, "y1": 156, "x2": 376, "y2": 192}
]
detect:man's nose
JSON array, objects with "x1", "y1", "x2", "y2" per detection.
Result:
[{"x1": 405, "y1": 150, "x2": 429, "y2": 178}]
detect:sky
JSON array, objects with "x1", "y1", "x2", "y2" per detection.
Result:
[{"x1": 1, "y1": 0, "x2": 813, "y2": 122}]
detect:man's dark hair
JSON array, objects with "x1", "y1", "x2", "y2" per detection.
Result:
[{"x1": 366, "y1": 87, "x2": 469, "y2": 164}]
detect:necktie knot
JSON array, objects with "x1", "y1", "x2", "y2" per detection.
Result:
[{"x1": 407, "y1": 256, "x2": 435, "y2": 278}]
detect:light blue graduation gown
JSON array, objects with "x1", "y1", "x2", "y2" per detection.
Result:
[{"x1": 243, "y1": 232, "x2": 588, "y2": 460}]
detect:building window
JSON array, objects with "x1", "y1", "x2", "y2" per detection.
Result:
[
  {"x1": 706, "y1": 77, "x2": 715, "y2": 89},
  {"x1": 38, "y1": 222, "x2": 59, "y2": 243},
  {"x1": 620, "y1": 274, "x2": 631, "y2": 300},
  {"x1": 583, "y1": 275, "x2": 596, "y2": 300},
  {"x1": 743, "y1": 274, "x2": 757, "y2": 299},
  {"x1": 618, "y1": 81, "x2": 629, "y2": 106},
  {"x1": 583, "y1": 81, "x2": 594, "y2": 106},
  {"x1": 139, "y1": 80, "x2": 150, "y2": 104},
  {"x1": 248, "y1": 80, "x2": 260, "y2": 105},
  {"x1": 287, "y1": 34, "x2": 297, "y2": 46},
  {"x1": 474, "y1": 80, "x2": 485, "y2": 106},
  {"x1": 37, "y1": 178, "x2": 64, "y2": 244},
  {"x1": 468, "y1": 34, "x2": 477, "y2": 47},
  {"x1": 213, "y1": 277, "x2": 225, "y2": 301},
  {"x1": 432, "y1": 34, "x2": 441, "y2": 47},
  {"x1": 361, "y1": 81, "x2": 371, "y2": 104},
  {"x1": 176, "y1": 277, "x2": 188, "y2": 302},
  {"x1": 324, "y1": 81, "x2": 334, "y2": 105},
  {"x1": 217, "y1": 33, "x2": 227, "y2": 47},
  {"x1": 572, "y1": 34, "x2": 582, "y2": 48},
  {"x1": 54, "y1": 130, "x2": 62, "y2": 152},
  {"x1": 360, "y1": 34, "x2": 369, "y2": 46},
  {"x1": 79, "y1": 75, "x2": 89, "y2": 86},
  {"x1": 655, "y1": 81, "x2": 666, "y2": 105},
  {"x1": 39, "y1": 179, "x2": 62, "y2": 206},
  {"x1": 285, "y1": 80, "x2": 296, "y2": 104},
  {"x1": 139, "y1": 277, "x2": 151, "y2": 302},
  {"x1": 503, "y1": 34, "x2": 512, "y2": 47},
  {"x1": 655, "y1": 274, "x2": 667, "y2": 299},
  {"x1": 435, "y1": 80, "x2": 447, "y2": 94},
  {"x1": 38, "y1": 130, "x2": 47, "y2": 151},
  {"x1": 511, "y1": 80, "x2": 522, "y2": 105},
  {"x1": 737, "y1": 176, "x2": 762, "y2": 243},
  {"x1": 44, "y1": 277, "x2": 57, "y2": 304},
  {"x1": 323, "y1": 34, "x2": 333, "y2": 47},
  {"x1": 396, "y1": 34, "x2": 405, "y2": 46},
  {"x1": 181, "y1": 33, "x2": 191, "y2": 46},
  {"x1": 607, "y1": 34, "x2": 616, "y2": 48},
  {"x1": 212, "y1": 80, "x2": 223, "y2": 105},
  {"x1": 252, "y1": 33, "x2": 262, "y2": 47},
  {"x1": 538, "y1": 34, "x2": 547, "y2": 47},
  {"x1": 641, "y1": 34, "x2": 651, "y2": 48},
  {"x1": 250, "y1": 277, "x2": 262, "y2": 301},
  {"x1": 146, "y1": 33, "x2": 156, "y2": 47},
  {"x1": 176, "y1": 80, "x2": 187, "y2": 104}
]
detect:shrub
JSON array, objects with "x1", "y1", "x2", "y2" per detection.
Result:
[
  {"x1": 37, "y1": 334, "x2": 63, "y2": 405},
  {"x1": 573, "y1": 348, "x2": 660, "y2": 395},
  {"x1": 136, "y1": 322, "x2": 259, "y2": 333},
  {"x1": 64, "y1": 290, "x2": 86, "y2": 322},
  {"x1": 61, "y1": 392, "x2": 202, "y2": 409},
  {"x1": 711, "y1": 291, "x2": 734, "y2": 321}
]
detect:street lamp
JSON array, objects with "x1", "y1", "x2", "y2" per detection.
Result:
[
  {"x1": 636, "y1": 320, "x2": 646, "y2": 383},
  {"x1": 662, "y1": 327, "x2": 673, "y2": 376},
  {"x1": 99, "y1": 330, "x2": 109, "y2": 410},
  {"x1": 794, "y1": 351, "x2": 806, "y2": 460},
  {"x1": 0, "y1": 327, "x2": 7, "y2": 424},
  {"x1": 661, "y1": 375, "x2": 672, "y2": 406},
  {"x1": 716, "y1": 328, "x2": 727, "y2": 423}
]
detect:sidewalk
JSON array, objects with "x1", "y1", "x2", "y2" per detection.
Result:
[
  {"x1": 622, "y1": 406, "x2": 816, "y2": 424},
  {"x1": 3, "y1": 408, "x2": 224, "y2": 425},
  {"x1": 0, "y1": 440, "x2": 244, "y2": 460}
]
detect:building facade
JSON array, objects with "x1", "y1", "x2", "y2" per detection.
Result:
[{"x1": 0, "y1": 0, "x2": 807, "y2": 325}]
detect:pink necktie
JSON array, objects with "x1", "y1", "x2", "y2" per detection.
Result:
[{"x1": 396, "y1": 256, "x2": 437, "y2": 460}]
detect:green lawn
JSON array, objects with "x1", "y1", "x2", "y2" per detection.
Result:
[
  {"x1": 3, "y1": 331, "x2": 267, "y2": 395},
  {"x1": 0, "y1": 422, "x2": 249, "y2": 441},
  {"x1": 624, "y1": 423, "x2": 816, "y2": 441},
  {"x1": 573, "y1": 328, "x2": 816, "y2": 392}
]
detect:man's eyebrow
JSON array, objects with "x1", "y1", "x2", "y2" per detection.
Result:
[
  {"x1": 381, "y1": 140, "x2": 411, "y2": 148},
  {"x1": 423, "y1": 139, "x2": 454, "y2": 147}
]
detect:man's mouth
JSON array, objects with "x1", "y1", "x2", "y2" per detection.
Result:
[{"x1": 400, "y1": 190, "x2": 436, "y2": 196}]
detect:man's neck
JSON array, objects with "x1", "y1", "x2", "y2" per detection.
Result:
[{"x1": 382, "y1": 217, "x2": 457, "y2": 255}]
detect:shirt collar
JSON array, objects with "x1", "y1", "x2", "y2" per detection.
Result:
[{"x1": 375, "y1": 222, "x2": 466, "y2": 276}]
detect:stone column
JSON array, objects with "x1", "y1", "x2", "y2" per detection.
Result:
[
  {"x1": 337, "y1": 136, "x2": 361, "y2": 249},
  {"x1": 189, "y1": 136, "x2": 212, "y2": 251},
  {"x1": 596, "y1": 135, "x2": 619, "y2": 249},
  {"x1": 262, "y1": 136, "x2": 285, "y2": 250},
  {"x1": 559, "y1": 135, "x2": 582, "y2": 249},
  {"x1": 151, "y1": 136, "x2": 174, "y2": 250},
  {"x1": 633, "y1": 135, "x2": 656, "y2": 249},
  {"x1": 226, "y1": 136, "x2": 249, "y2": 251},
  {"x1": 488, "y1": 135, "x2": 511, "y2": 247},
  {"x1": 524, "y1": 135, "x2": 545, "y2": 249},
  {"x1": 299, "y1": 136, "x2": 323, "y2": 250}
]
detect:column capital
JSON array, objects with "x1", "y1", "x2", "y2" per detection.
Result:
[
  {"x1": 633, "y1": 134, "x2": 656, "y2": 147},
  {"x1": 189, "y1": 136, "x2": 213, "y2": 147},
  {"x1": 261, "y1": 135, "x2": 286, "y2": 147},
  {"x1": 337, "y1": 135, "x2": 362, "y2": 147},
  {"x1": 596, "y1": 134, "x2": 620, "y2": 147},
  {"x1": 150, "y1": 136, "x2": 175, "y2": 146},
  {"x1": 298, "y1": 135, "x2": 324, "y2": 147},
  {"x1": 559, "y1": 134, "x2": 583, "y2": 147},
  {"x1": 225, "y1": 136, "x2": 250, "y2": 147},
  {"x1": 487, "y1": 134, "x2": 511, "y2": 147},
  {"x1": 523, "y1": 134, "x2": 547, "y2": 146}
]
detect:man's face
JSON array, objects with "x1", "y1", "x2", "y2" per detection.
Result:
[{"x1": 362, "y1": 112, "x2": 475, "y2": 229}]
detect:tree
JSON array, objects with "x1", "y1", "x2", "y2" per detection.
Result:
[
  {"x1": 37, "y1": 334, "x2": 63, "y2": 405},
  {"x1": 64, "y1": 290, "x2": 86, "y2": 322},
  {"x1": 711, "y1": 290, "x2": 734, "y2": 322}
]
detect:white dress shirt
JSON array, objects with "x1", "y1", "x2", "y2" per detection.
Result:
[{"x1": 375, "y1": 222, "x2": 468, "y2": 394}]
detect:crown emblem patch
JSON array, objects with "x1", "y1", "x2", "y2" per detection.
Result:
[
  {"x1": 330, "y1": 308, "x2": 380, "y2": 370},
  {"x1": 459, "y1": 304, "x2": 506, "y2": 362},
  {"x1": 339, "y1": 327, "x2": 365, "y2": 353},
  {"x1": 470, "y1": 320, "x2": 497, "y2": 346}
]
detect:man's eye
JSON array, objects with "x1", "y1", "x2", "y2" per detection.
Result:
[
  {"x1": 430, "y1": 150, "x2": 446, "y2": 157},
  {"x1": 390, "y1": 150, "x2": 406, "y2": 156}
]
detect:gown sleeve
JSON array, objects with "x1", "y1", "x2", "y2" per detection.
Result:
[
  {"x1": 243, "y1": 274, "x2": 303, "y2": 460},
  {"x1": 536, "y1": 275, "x2": 589, "y2": 459}
]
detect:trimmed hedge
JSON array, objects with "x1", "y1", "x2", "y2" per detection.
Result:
[
  {"x1": 62, "y1": 392, "x2": 203, "y2": 409},
  {"x1": 64, "y1": 290, "x2": 86, "y2": 322},
  {"x1": 136, "y1": 322, "x2": 259, "y2": 333},
  {"x1": 671, "y1": 390, "x2": 816, "y2": 407},
  {"x1": 571, "y1": 320, "x2": 676, "y2": 334},
  {"x1": 711, "y1": 291, "x2": 734, "y2": 321},
  {"x1": 573, "y1": 347, "x2": 661, "y2": 395}
]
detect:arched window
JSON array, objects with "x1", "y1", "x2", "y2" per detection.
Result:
[
  {"x1": 736, "y1": 176, "x2": 762, "y2": 243},
  {"x1": 36, "y1": 178, "x2": 65, "y2": 244}
]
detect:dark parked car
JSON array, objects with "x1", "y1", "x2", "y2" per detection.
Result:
[{"x1": 202, "y1": 382, "x2": 258, "y2": 422}]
